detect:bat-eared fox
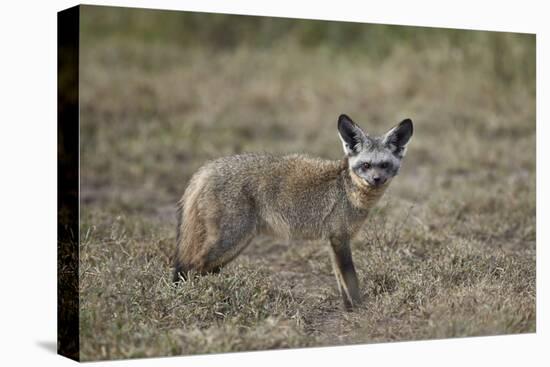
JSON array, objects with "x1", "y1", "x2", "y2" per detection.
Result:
[{"x1": 173, "y1": 114, "x2": 413, "y2": 310}]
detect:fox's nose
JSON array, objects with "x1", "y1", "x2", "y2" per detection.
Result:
[{"x1": 373, "y1": 176, "x2": 382, "y2": 184}]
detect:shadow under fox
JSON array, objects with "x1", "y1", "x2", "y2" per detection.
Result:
[{"x1": 173, "y1": 114, "x2": 413, "y2": 310}]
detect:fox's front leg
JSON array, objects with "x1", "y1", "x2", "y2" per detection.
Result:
[{"x1": 329, "y1": 237, "x2": 361, "y2": 311}]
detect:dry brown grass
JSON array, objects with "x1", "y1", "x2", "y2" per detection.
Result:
[{"x1": 78, "y1": 7, "x2": 535, "y2": 361}]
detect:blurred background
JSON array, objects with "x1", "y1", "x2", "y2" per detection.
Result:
[
  {"x1": 79, "y1": 5, "x2": 535, "y2": 216},
  {"x1": 78, "y1": 5, "x2": 535, "y2": 361}
]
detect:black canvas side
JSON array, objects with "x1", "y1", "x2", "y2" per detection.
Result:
[{"x1": 57, "y1": 5, "x2": 80, "y2": 362}]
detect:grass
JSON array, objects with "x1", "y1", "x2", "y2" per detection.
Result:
[{"x1": 77, "y1": 6, "x2": 535, "y2": 361}]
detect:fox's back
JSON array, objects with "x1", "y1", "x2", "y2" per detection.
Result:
[{"x1": 189, "y1": 153, "x2": 347, "y2": 239}]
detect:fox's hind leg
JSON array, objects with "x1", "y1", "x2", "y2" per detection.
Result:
[
  {"x1": 200, "y1": 208, "x2": 257, "y2": 271},
  {"x1": 329, "y1": 237, "x2": 361, "y2": 311},
  {"x1": 173, "y1": 194, "x2": 256, "y2": 281}
]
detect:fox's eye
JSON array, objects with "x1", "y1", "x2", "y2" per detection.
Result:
[
  {"x1": 362, "y1": 162, "x2": 371, "y2": 170},
  {"x1": 380, "y1": 162, "x2": 389, "y2": 169}
]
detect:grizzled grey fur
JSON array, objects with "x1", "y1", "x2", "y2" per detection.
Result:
[{"x1": 173, "y1": 114, "x2": 413, "y2": 310}]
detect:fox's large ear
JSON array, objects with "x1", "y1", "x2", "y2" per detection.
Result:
[
  {"x1": 337, "y1": 114, "x2": 368, "y2": 156},
  {"x1": 383, "y1": 118, "x2": 413, "y2": 157}
]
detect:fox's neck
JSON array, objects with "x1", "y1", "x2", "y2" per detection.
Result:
[{"x1": 340, "y1": 161, "x2": 388, "y2": 210}]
